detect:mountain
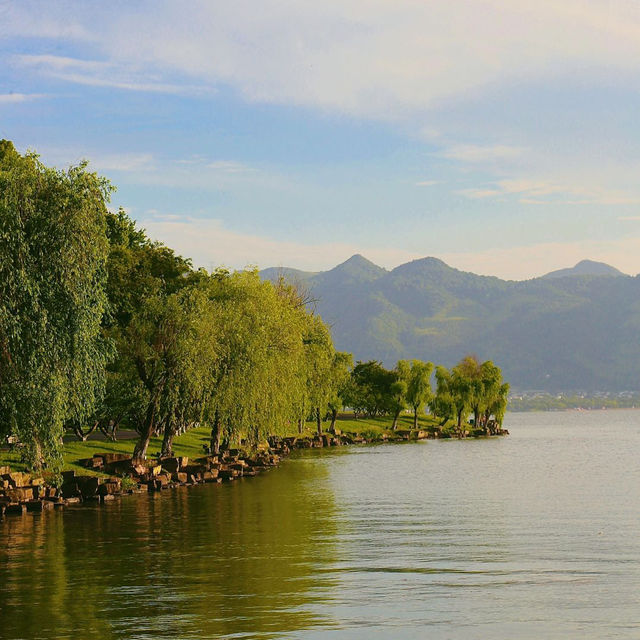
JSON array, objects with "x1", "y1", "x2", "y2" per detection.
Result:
[
  {"x1": 542, "y1": 260, "x2": 624, "y2": 279},
  {"x1": 261, "y1": 255, "x2": 640, "y2": 391}
]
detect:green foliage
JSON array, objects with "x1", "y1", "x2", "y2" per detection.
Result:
[
  {"x1": 0, "y1": 143, "x2": 512, "y2": 471},
  {"x1": 0, "y1": 142, "x2": 111, "y2": 470},
  {"x1": 397, "y1": 359, "x2": 434, "y2": 428},
  {"x1": 347, "y1": 360, "x2": 398, "y2": 417},
  {"x1": 432, "y1": 356, "x2": 508, "y2": 436}
]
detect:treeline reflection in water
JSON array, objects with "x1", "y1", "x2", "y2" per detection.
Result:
[
  {"x1": 3, "y1": 411, "x2": 640, "y2": 639},
  {"x1": 0, "y1": 455, "x2": 339, "y2": 640}
]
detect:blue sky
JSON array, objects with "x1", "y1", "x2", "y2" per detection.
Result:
[{"x1": 2, "y1": 0, "x2": 640, "y2": 279}]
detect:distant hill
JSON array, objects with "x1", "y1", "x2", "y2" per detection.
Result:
[
  {"x1": 261, "y1": 256, "x2": 640, "y2": 391},
  {"x1": 542, "y1": 260, "x2": 624, "y2": 279}
]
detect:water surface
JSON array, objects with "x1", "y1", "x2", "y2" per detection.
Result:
[{"x1": 2, "y1": 410, "x2": 640, "y2": 639}]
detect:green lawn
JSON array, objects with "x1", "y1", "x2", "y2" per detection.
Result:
[{"x1": 0, "y1": 413, "x2": 451, "y2": 475}]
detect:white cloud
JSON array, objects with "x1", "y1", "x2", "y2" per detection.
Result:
[
  {"x1": 206, "y1": 160, "x2": 252, "y2": 173},
  {"x1": 0, "y1": 93, "x2": 44, "y2": 104},
  {"x1": 90, "y1": 153, "x2": 156, "y2": 172},
  {"x1": 7, "y1": 2, "x2": 640, "y2": 115},
  {"x1": 14, "y1": 54, "x2": 204, "y2": 94},
  {"x1": 440, "y1": 238, "x2": 639, "y2": 280},
  {"x1": 457, "y1": 177, "x2": 640, "y2": 206},
  {"x1": 137, "y1": 213, "x2": 640, "y2": 280},
  {"x1": 415, "y1": 180, "x2": 439, "y2": 187},
  {"x1": 441, "y1": 144, "x2": 525, "y2": 163},
  {"x1": 139, "y1": 214, "x2": 422, "y2": 272},
  {"x1": 457, "y1": 188, "x2": 502, "y2": 199}
]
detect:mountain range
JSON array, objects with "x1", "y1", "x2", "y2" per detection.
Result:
[{"x1": 261, "y1": 256, "x2": 640, "y2": 391}]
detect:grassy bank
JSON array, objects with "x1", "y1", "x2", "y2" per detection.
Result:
[{"x1": 0, "y1": 413, "x2": 452, "y2": 476}]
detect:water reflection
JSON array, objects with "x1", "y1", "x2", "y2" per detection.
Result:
[
  {"x1": 4, "y1": 412, "x2": 640, "y2": 639},
  {"x1": 0, "y1": 457, "x2": 338, "y2": 640}
]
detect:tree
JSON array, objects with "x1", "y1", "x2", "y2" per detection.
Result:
[
  {"x1": 388, "y1": 378, "x2": 407, "y2": 430},
  {"x1": 349, "y1": 361, "x2": 396, "y2": 417},
  {"x1": 327, "y1": 351, "x2": 353, "y2": 433},
  {"x1": 433, "y1": 357, "x2": 509, "y2": 437},
  {"x1": 0, "y1": 142, "x2": 111, "y2": 470},
  {"x1": 302, "y1": 315, "x2": 334, "y2": 436},
  {"x1": 204, "y1": 270, "x2": 312, "y2": 452},
  {"x1": 398, "y1": 359, "x2": 434, "y2": 429}
]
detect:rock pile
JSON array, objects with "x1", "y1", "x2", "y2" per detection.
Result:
[
  {"x1": 0, "y1": 427, "x2": 508, "y2": 519},
  {"x1": 0, "y1": 443, "x2": 290, "y2": 519}
]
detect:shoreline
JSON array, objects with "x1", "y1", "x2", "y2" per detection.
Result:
[{"x1": 0, "y1": 428, "x2": 508, "y2": 520}]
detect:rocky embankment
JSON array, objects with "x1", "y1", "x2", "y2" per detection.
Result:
[{"x1": 0, "y1": 428, "x2": 508, "y2": 519}]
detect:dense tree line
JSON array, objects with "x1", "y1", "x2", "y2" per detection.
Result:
[
  {"x1": 0, "y1": 143, "x2": 509, "y2": 471},
  {"x1": 0, "y1": 144, "x2": 349, "y2": 470},
  {"x1": 344, "y1": 355, "x2": 508, "y2": 435}
]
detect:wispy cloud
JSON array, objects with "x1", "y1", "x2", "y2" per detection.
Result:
[
  {"x1": 14, "y1": 54, "x2": 205, "y2": 95},
  {"x1": 206, "y1": 160, "x2": 252, "y2": 173},
  {"x1": 415, "y1": 180, "x2": 439, "y2": 187},
  {"x1": 8, "y1": 2, "x2": 640, "y2": 116},
  {"x1": 458, "y1": 178, "x2": 640, "y2": 206},
  {"x1": 91, "y1": 153, "x2": 156, "y2": 172},
  {"x1": 440, "y1": 144, "x2": 525, "y2": 163},
  {"x1": 139, "y1": 214, "x2": 422, "y2": 272},
  {"x1": 440, "y1": 238, "x2": 638, "y2": 280},
  {"x1": 0, "y1": 93, "x2": 45, "y2": 104},
  {"x1": 137, "y1": 212, "x2": 640, "y2": 280}
]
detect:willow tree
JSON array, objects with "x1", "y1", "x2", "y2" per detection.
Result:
[
  {"x1": 398, "y1": 359, "x2": 434, "y2": 429},
  {"x1": 302, "y1": 314, "x2": 335, "y2": 436},
  {"x1": 95, "y1": 209, "x2": 196, "y2": 458},
  {"x1": 431, "y1": 366, "x2": 454, "y2": 424},
  {"x1": 388, "y1": 377, "x2": 408, "y2": 430},
  {"x1": 0, "y1": 141, "x2": 111, "y2": 470},
  {"x1": 205, "y1": 270, "x2": 308, "y2": 453},
  {"x1": 327, "y1": 351, "x2": 353, "y2": 433},
  {"x1": 433, "y1": 364, "x2": 471, "y2": 436}
]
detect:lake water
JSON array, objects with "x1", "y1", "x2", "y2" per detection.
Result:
[{"x1": 2, "y1": 410, "x2": 640, "y2": 639}]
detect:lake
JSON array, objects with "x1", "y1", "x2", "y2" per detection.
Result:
[{"x1": 2, "y1": 410, "x2": 640, "y2": 639}]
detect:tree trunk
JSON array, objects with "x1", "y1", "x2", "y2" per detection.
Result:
[
  {"x1": 297, "y1": 417, "x2": 303, "y2": 434},
  {"x1": 316, "y1": 407, "x2": 322, "y2": 435},
  {"x1": 392, "y1": 409, "x2": 401, "y2": 430},
  {"x1": 329, "y1": 408, "x2": 338, "y2": 434},
  {"x1": 161, "y1": 417, "x2": 175, "y2": 458},
  {"x1": 209, "y1": 410, "x2": 222, "y2": 455},
  {"x1": 413, "y1": 407, "x2": 418, "y2": 430},
  {"x1": 133, "y1": 399, "x2": 158, "y2": 460},
  {"x1": 456, "y1": 408, "x2": 464, "y2": 438},
  {"x1": 72, "y1": 420, "x2": 98, "y2": 442}
]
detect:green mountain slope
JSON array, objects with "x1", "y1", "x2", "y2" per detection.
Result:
[{"x1": 262, "y1": 256, "x2": 640, "y2": 391}]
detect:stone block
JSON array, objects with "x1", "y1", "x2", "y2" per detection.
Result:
[
  {"x1": 101, "y1": 453, "x2": 131, "y2": 464},
  {"x1": 2, "y1": 472, "x2": 31, "y2": 488},
  {"x1": 75, "y1": 476, "x2": 102, "y2": 497},
  {"x1": 5, "y1": 487, "x2": 36, "y2": 502},
  {"x1": 25, "y1": 500, "x2": 53, "y2": 512},
  {"x1": 5, "y1": 503, "x2": 26, "y2": 515},
  {"x1": 61, "y1": 483, "x2": 81, "y2": 499},
  {"x1": 160, "y1": 457, "x2": 180, "y2": 473},
  {"x1": 98, "y1": 481, "x2": 121, "y2": 496}
]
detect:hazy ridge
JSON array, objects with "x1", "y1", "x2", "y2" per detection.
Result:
[{"x1": 262, "y1": 255, "x2": 640, "y2": 391}]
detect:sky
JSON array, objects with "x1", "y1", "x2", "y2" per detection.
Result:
[{"x1": 2, "y1": 0, "x2": 640, "y2": 279}]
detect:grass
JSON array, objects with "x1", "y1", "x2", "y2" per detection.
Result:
[
  {"x1": 0, "y1": 427, "x2": 213, "y2": 477},
  {"x1": 0, "y1": 412, "x2": 453, "y2": 476}
]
